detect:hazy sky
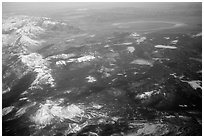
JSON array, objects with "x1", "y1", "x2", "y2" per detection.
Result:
[
  {"x1": 3, "y1": 2, "x2": 201, "y2": 12},
  {"x1": 2, "y1": 2, "x2": 201, "y2": 20}
]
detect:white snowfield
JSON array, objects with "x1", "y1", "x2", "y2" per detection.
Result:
[
  {"x1": 16, "y1": 23, "x2": 45, "y2": 38},
  {"x1": 20, "y1": 35, "x2": 45, "y2": 47},
  {"x1": 3, "y1": 16, "x2": 68, "y2": 50},
  {"x1": 2, "y1": 16, "x2": 81, "y2": 92},
  {"x1": 30, "y1": 99, "x2": 108, "y2": 129},
  {"x1": 3, "y1": 16, "x2": 29, "y2": 33},
  {"x1": 3, "y1": 16, "x2": 70, "y2": 91},
  {"x1": 19, "y1": 53, "x2": 55, "y2": 89},
  {"x1": 154, "y1": 45, "x2": 177, "y2": 49},
  {"x1": 30, "y1": 100, "x2": 84, "y2": 127}
]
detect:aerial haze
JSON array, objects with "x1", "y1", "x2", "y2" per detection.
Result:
[{"x1": 2, "y1": 2, "x2": 202, "y2": 136}]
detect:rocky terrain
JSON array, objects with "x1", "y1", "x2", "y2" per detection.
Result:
[{"x1": 2, "y1": 14, "x2": 202, "y2": 136}]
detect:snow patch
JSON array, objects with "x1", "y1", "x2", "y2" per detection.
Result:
[
  {"x1": 98, "y1": 66, "x2": 115, "y2": 78},
  {"x1": 112, "y1": 78, "x2": 117, "y2": 82},
  {"x1": 164, "y1": 37, "x2": 170, "y2": 40},
  {"x1": 42, "y1": 20, "x2": 60, "y2": 27},
  {"x1": 192, "y1": 32, "x2": 202, "y2": 38},
  {"x1": 3, "y1": 106, "x2": 15, "y2": 116},
  {"x1": 135, "y1": 90, "x2": 155, "y2": 99},
  {"x1": 181, "y1": 80, "x2": 202, "y2": 90},
  {"x1": 64, "y1": 90, "x2": 72, "y2": 94},
  {"x1": 131, "y1": 59, "x2": 153, "y2": 67},
  {"x1": 92, "y1": 103, "x2": 103, "y2": 109},
  {"x1": 170, "y1": 40, "x2": 178, "y2": 45},
  {"x1": 104, "y1": 44, "x2": 110, "y2": 48},
  {"x1": 65, "y1": 39, "x2": 75, "y2": 42},
  {"x1": 56, "y1": 60, "x2": 66, "y2": 66},
  {"x1": 89, "y1": 34, "x2": 95, "y2": 38},
  {"x1": 77, "y1": 55, "x2": 95, "y2": 62},
  {"x1": 136, "y1": 37, "x2": 146, "y2": 44},
  {"x1": 155, "y1": 45, "x2": 177, "y2": 49},
  {"x1": 179, "y1": 105, "x2": 188, "y2": 107},
  {"x1": 15, "y1": 102, "x2": 36, "y2": 118},
  {"x1": 114, "y1": 42, "x2": 133, "y2": 46},
  {"x1": 127, "y1": 46, "x2": 135, "y2": 53},
  {"x1": 48, "y1": 53, "x2": 76, "y2": 60},
  {"x1": 133, "y1": 72, "x2": 138, "y2": 75},
  {"x1": 3, "y1": 87, "x2": 11, "y2": 94},
  {"x1": 19, "y1": 97, "x2": 28, "y2": 101},
  {"x1": 86, "y1": 76, "x2": 97, "y2": 83},
  {"x1": 64, "y1": 55, "x2": 96, "y2": 64},
  {"x1": 130, "y1": 32, "x2": 146, "y2": 44},
  {"x1": 170, "y1": 73, "x2": 178, "y2": 78},
  {"x1": 165, "y1": 115, "x2": 175, "y2": 119},
  {"x1": 130, "y1": 32, "x2": 140, "y2": 37}
]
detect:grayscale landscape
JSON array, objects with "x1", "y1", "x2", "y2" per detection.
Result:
[{"x1": 2, "y1": 2, "x2": 202, "y2": 136}]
